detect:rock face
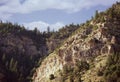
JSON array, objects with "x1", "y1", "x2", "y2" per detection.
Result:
[
  {"x1": 33, "y1": 52, "x2": 63, "y2": 82},
  {"x1": 0, "y1": 20, "x2": 80, "y2": 81},
  {"x1": 33, "y1": 21, "x2": 120, "y2": 82},
  {"x1": 33, "y1": 5, "x2": 120, "y2": 82}
]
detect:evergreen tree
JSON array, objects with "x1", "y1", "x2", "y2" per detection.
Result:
[
  {"x1": 95, "y1": 10, "x2": 99, "y2": 19},
  {"x1": 47, "y1": 26, "x2": 50, "y2": 33}
]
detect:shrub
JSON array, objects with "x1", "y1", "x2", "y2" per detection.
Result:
[
  {"x1": 76, "y1": 60, "x2": 89, "y2": 71},
  {"x1": 97, "y1": 69, "x2": 103, "y2": 76},
  {"x1": 103, "y1": 53, "x2": 120, "y2": 82},
  {"x1": 49, "y1": 74, "x2": 55, "y2": 80},
  {"x1": 93, "y1": 25, "x2": 98, "y2": 30}
]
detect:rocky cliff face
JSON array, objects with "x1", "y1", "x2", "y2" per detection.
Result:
[
  {"x1": 33, "y1": 23, "x2": 120, "y2": 82},
  {"x1": 0, "y1": 20, "x2": 80, "y2": 82},
  {"x1": 33, "y1": 3, "x2": 120, "y2": 82}
]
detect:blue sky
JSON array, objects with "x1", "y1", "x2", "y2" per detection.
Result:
[{"x1": 0, "y1": 0, "x2": 119, "y2": 31}]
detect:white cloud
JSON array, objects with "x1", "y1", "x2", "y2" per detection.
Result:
[
  {"x1": 0, "y1": 0, "x2": 119, "y2": 19},
  {"x1": 18, "y1": 0, "x2": 120, "y2": 13},
  {"x1": 24, "y1": 21, "x2": 64, "y2": 32},
  {"x1": 0, "y1": 13, "x2": 12, "y2": 20}
]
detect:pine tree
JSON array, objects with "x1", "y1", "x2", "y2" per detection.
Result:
[
  {"x1": 47, "y1": 26, "x2": 50, "y2": 33},
  {"x1": 95, "y1": 10, "x2": 99, "y2": 19}
]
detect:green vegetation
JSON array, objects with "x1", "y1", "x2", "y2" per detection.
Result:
[
  {"x1": 46, "y1": 23, "x2": 80, "y2": 53},
  {"x1": 97, "y1": 69, "x2": 104, "y2": 76},
  {"x1": 0, "y1": 2, "x2": 120, "y2": 82},
  {"x1": 93, "y1": 2, "x2": 120, "y2": 23},
  {"x1": 59, "y1": 60, "x2": 89, "y2": 82},
  {"x1": 103, "y1": 53, "x2": 120, "y2": 82},
  {"x1": 0, "y1": 21, "x2": 80, "y2": 82},
  {"x1": 106, "y1": 2, "x2": 120, "y2": 19},
  {"x1": 49, "y1": 74, "x2": 55, "y2": 80},
  {"x1": 0, "y1": 21, "x2": 48, "y2": 82},
  {"x1": 51, "y1": 23, "x2": 80, "y2": 39},
  {"x1": 93, "y1": 25, "x2": 98, "y2": 30}
]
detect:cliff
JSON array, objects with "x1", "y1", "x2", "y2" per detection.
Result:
[
  {"x1": 33, "y1": 2, "x2": 120, "y2": 82},
  {"x1": 0, "y1": 21, "x2": 79, "y2": 82}
]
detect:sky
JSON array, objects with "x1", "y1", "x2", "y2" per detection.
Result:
[{"x1": 0, "y1": 0, "x2": 119, "y2": 31}]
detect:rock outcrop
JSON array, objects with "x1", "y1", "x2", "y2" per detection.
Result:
[
  {"x1": 33, "y1": 2, "x2": 120, "y2": 82},
  {"x1": 33, "y1": 22, "x2": 120, "y2": 82}
]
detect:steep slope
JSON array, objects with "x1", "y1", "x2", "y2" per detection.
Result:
[
  {"x1": 0, "y1": 22, "x2": 48, "y2": 82},
  {"x1": 33, "y1": 2, "x2": 120, "y2": 82},
  {"x1": 46, "y1": 23, "x2": 80, "y2": 53},
  {"x1": 0, "y1": 22, "x2": 79, "y2": 82}
]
